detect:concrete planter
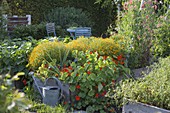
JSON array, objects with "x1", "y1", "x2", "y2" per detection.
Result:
[{"x1": 123, "y1": 100, "x2": 170, "y2": 113}]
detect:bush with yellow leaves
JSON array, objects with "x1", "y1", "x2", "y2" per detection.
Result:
[
  {"x1": 28, "y1": 41, "x2": 70, "y2": 70},
  {"x1": 66, "y1": 36, "x2": 91, "y2": 51},
  {"x1": 66, "y1": 37, "x2": 125, "y2": 56}
]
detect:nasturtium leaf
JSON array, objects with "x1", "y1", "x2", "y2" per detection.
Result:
[
  {"x1": 88, "y1": 89, "x2": 95, "y2": 97},
  {"x1": 98, "y1": 83, "x2": 103, "y2": 92},
  {"x1": 79, "y1": 92, "x2": 86, "y2": 98},
  {"x1": 69, "y1": 85, "x2": 75, "y2": 92}
]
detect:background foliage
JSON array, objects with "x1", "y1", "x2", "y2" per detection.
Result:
[{"x1": 6, "y1": 0, "x2": 117, "y2": 36}]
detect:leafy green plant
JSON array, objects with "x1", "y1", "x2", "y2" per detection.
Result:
[
  {"x1": 152, "y1": 11, "x2": 170, "y2": 57},
  {"x1": 0, "y1": 72, "x2": 31, "y2": 113},
  {"x1": 0, "y1": 38, "x2": 36, "y2": 76},
  {"x1": 58, "y1": 50, "x2": 130, "y2": 112},
  {"x1": 111, "y1": 56, "x2": 170, "y2": 110},
  {"x1": 29, "y1": 101, "x2": 66, "y2": 113},
  {"x1": 116, "y1": 0, "x2": 165, "y2": 69}
]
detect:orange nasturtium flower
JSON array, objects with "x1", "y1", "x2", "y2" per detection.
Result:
[
  {"x1": 117, "y1": 54, "x2": 123, "y2": 61},
  {"x1": 76, "y1": 85, "x2": 81, "y2": 89},
  {"x1": 68, "y1": 66, "x2": 73, "y2": 70},
  {"x1": 22, "y1": 79, "x2": 27, "y2": 86},
  {"x1": 95, "y1": 93, "x2": 99, "y2": 98},
  {"x1": 75, "y1": 96, "x2": 80, "y2": 101},
  {"x1": 55, "y1": 73, "x2": 59, "y2": 77},
  {"x1": 103, "y1": 56, "x2": 107, "y2": 60},
  {"x1": 100, "y1": 67, "x2": 102, "y2": 70},
  {"x1": 87, "y1": 71, "x2": 91, "y2": 75}
]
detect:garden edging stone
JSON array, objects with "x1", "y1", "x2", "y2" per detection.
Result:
[{"x1": 123, "y1": 100, "x2": 170, "y2": 113}]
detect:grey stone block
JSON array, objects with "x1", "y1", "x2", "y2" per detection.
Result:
[{"x1": 123, "y1": 100, "x2": 170, "y2": 113}]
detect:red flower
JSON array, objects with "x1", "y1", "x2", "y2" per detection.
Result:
[
  {"x1": 76, "y1": 85, "x2": 81, "y2": 89},
  {"x1": 75, "y1": 96, "x2": 80, "y2": 101},
  {"x1": 95, "y1": 93, "x2": 99, "y2": 98},
  {"x1": 90, "y1": 51, "x2": 93, "y2": 54},
  {"x1": 117, "y1": 55, "x2": 123, "y2": 61},
  {"x1": 64, "y1": 101, "x2": 67, "y2": 105},
  {"x1": 88, "y1": 62, "x2": 90, "y2": 64},
  {"x1": 103, "y1": 56, "x2": 107, "y2": 60},
  {"x1": 112, "y1": 59, "x2": 118, "y2": 65},
  {"x1": 101, "y1": 91, "x2": 107, "y2": 96},
  {"x1": 22, "y1": 79, "x2": 27, "y2": 86},
  {"x1": 62, "y1": 68, "x2": 69, "y2": 72},
  {"x1": 112, "y1": 80, "x2": 115, "y2": 85},
  {"x1": 120, "y1": 61, "x2": 124, "y2": 65},
  {"x1": 102, "y1": 82, "x2": 106, "y2": 86},
  {"x1": 87, "y1": 71, "x2": 91, "y2": 75},
  {"x1": 44, "y1": 64, "x2": 48, "y2": 68},
  {"x1": 68, "y1": 66, "x2": 73, "y2": 70},
  {"x1": 76, "y1": 73, "x2": 79, "y2": 76},
  {"x1": 100, "y1": 67, "x2": 102, "y2": 70}
]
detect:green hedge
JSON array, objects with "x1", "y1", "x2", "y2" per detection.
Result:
[
  {"x1": 7, "y1": 0, "x2": 117, "y2": 36},
  {"x1": 12, "y1": 23, "x2": 68, "y2": 39}
]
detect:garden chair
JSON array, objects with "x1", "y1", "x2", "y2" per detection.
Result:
[
  {"x1": 46, "y1": 23, "x2": 56, "y2": 38},
  {"x1": 75, "y1": 27, "x2": 91, "y2": 39}
]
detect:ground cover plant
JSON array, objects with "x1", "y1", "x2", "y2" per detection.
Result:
[
  {"x1": 59, "y1": 50, "x2": 129, "y2": 112},
  {"x1": 109, "y1": 56, "x2": 170, "y2": 110},
  {"x1": 0, "y1": 37, "x2": 37, "y2": 75},
  {"x1": 0, "y1": 72, "x2": 31, "y2": 113}
]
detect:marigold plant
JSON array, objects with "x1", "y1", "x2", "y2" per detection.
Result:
[
  {"x1": 66, "y1": 37, "x2": 91, "y2": 51},
  {"x1": 89, "y1": 37, "x2": 123, "y2": 56},
  {"x1": 28, "y1": 41, "x2": 70, "y2": 70},
  {"x1": 66, "y1": 37, "x2": 125, "y2": 57}
]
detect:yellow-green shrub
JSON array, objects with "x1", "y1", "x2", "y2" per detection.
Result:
[
  {"x1": 28, "y1": 41, "x2": 69, "y2": 70},
  {"x1": 89, "y1": 37, "x2": 122, "y2": 56},
  {"x1": 66, "y1": 37, "x2": 125, "y2": 56},
  {"x1": 66, "y1": 37, "x2": 91, "y2": 51}
]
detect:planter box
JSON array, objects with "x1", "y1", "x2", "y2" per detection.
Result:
[{"x1": 123, "y1": 100, "x2": 170, "y2": 113}]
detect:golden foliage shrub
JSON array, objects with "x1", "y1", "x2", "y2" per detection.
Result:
[
  {"x1": 89, "y1": 37, "x2": 122, "y2": 56},
  {"x1": 66, "y1": 37, "x2": 91, "y2": 51},
  {"x1": 66, "y1": 37, "x2": 124, "y2": 56},
  {"x1": 28, "y1": 41, "x2": 69, "y2": 70}
]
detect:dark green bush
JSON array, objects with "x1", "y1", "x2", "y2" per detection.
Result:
[
  {"x1": 8, "y1": 0, "x2": 115, "y2": 36},
  {"x1": 44, "y1": 7, "x2": 94, "y2": 29},
  {"x1": 110, "y1": 56, "x2": 170, "y2": 110},
  {"x1": 12, "y1": 23, "x2": 68, "y2": 39},
  {"x1": 12, "y1": 23, "x2": 46, "y2": 39}
]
